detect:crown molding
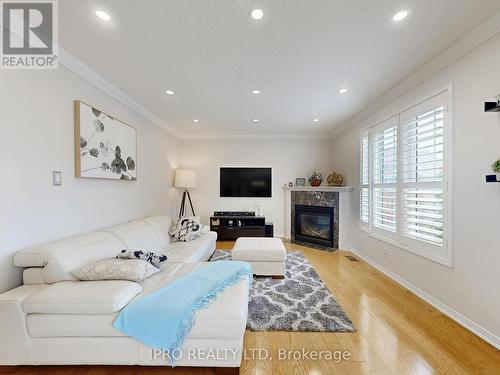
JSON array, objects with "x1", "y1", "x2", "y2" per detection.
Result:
[
  {"x1": 59, "y1": 48, "x2": 184, "y2": 139},
  {"x1": 59, "y1": 48, "x2": 332, "y2": 141},
  {"x1": 180, "y1": 132, "x2": 332, "y2": 140},
  {"x1": 330, "y1": 10, "x2": 500, "y2": 139}
]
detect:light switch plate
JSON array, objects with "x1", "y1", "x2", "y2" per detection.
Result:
[{"x1": 52, "y1": 171, "x2": 62, "y2": 186}]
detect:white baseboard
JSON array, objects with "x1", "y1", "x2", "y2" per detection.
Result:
[{"x1": 350, "y1": 248, "x2": 500, "y2": 350}]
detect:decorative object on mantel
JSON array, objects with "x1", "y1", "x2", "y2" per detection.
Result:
[
  {"x1": 486, "y1": 158, "x2": 500, "y2": 183},
  {"x1": 484, "y1": 94, "x2": 500, "y2": 112},
  {"x1": 308, "y1": 169, "x2": 323, "y2": 187},
  {"x1": 327, "y1": 172, "x2": 344, "y2": 187},
  {"x1": 288, "y1": 181, "x2": 294, "y2": 187},
  {"x1": 295, "y1": 177, "x2": 306, "y2": 186},
  {"x1": 74, "y1": 100, "x2": 137, "y2": 180},
  {"x1": 175, "y1": 170, "x2": 197, "y2": 217}
]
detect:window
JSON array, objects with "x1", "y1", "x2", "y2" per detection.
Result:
[{"x1": 359, "y1": 88, "x2": 452, "y2": 266}]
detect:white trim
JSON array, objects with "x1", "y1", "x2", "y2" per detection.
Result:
[
  {"x1": 59, "y1": 48, "x2": 184, "y2": 139},
  {"x1": 181, "y1": 133, "x2": 332, "y2": 140},
  {"x1": 59, "y1": 49, "x2": 332, "y2": 141},
  {"x1": 331, "y1": 10, "x2": 500, "y2": 139},
  {"x1": 350, "y1": 248, "x2": 500, "y2": 350}
]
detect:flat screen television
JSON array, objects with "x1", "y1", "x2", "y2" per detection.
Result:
[{"x1": 220, "y1": 167, "x2": 272, "y2": 197}]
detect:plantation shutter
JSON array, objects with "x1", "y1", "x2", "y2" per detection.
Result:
[
  {"x1": 400, "y1": 92, "x2": 448, "y2": 249},
  {"x1": 360, "y1": 133, "x2": 369, "y2": 225},
  {"x1": 371, "y1": 116, "x2": 398, "y2": 235}
]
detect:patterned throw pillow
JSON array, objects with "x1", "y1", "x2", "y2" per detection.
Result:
[
  {"x1": 116, "y1": 250, "x2": 167, "y2": 268},
  {"x1": 169, "y1": 216, "x2": 203, "y2": 242},
  {"x1": 71, "y1": 259, "x2": 159, "y2": 282}
]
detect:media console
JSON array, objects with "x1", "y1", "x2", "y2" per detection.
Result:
[{"x1": 210, "y1": 211, "x2": 273, "y2": 240}]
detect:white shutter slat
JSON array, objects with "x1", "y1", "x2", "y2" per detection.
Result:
[
  {"x1": 371, "y1": 119, "x2": 398, "y2": 234},
  {"x1": 360, "y1": 134, "x2": 369, "y2": 225},
  {"x1": 402, "y1": 188, "x2": 444, "y2": 245}
]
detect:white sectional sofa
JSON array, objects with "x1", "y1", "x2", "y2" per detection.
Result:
[{"x1": 0, "y1": 215, "x2": 249, "y2": 372}]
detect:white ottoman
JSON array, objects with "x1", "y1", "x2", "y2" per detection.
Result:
[{"x1": 232, "y1": 237, "x2": 286, "y2": 278}]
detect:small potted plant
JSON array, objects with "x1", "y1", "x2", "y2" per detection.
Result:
[{"x1": 492, "y1": 158, "x2": 500, "y2": 181}]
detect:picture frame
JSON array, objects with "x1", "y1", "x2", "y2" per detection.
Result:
[
  {"x1": 295, "y1": 177, "x2": 306, "y2": 186},
  {"x1": 74, "y1": 100, "x2": 137, "y2": 180}
]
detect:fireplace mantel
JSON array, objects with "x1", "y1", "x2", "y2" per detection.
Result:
[
  {"x1": 283, "y1": 186, "x2": 353, "y2": 250},
  {"x1": 283, "y1": 186, "x2": 353, "y2": 192}
]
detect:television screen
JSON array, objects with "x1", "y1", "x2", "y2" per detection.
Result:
[{"x1": 220, "y1": 167, "x2": 272, "y2": 197}]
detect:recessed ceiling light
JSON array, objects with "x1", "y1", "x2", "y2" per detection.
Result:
[
  {"x1": 252, "y1": 118, "x2": 260, "y2": 123},
  {"x1": 252, "y1": 89, "x2": 261, "y2": 95},
  {"x1": 192, "y1": 119, "x2": 199, "y2": 123},
  {"x1": 95, "y1": 10, "x2": 110, "y2": 21},
  {"x1": 165, "y1": 90, "x2": 175, "y2": 95},
  {"x1": 313, "y1": 118, "x2": 319, "y2": 123},
  {"x1": 338, "y1": 88, "x2": 348, "y2": 94},
  {"x1": 392, "y1": 10, "x2": 409, "y2": 22},
  {"x1": 251, "y1": 9, "x2": 264, "y2": 20}
]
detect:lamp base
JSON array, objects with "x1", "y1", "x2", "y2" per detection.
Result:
[{"x1": 179, "y1": 189, "x2": 195, "y2": 218}]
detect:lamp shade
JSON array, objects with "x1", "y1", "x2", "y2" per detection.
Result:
[{"x1": 175, "y1": 169, "x2": 197, "y2": 188}]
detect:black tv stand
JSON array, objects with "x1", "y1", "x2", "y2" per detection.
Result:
[{"x1": 210, "y1": 212, "x2": 273, "y2": 240}]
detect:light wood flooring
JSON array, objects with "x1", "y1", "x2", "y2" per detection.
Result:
[{"x1": 1, "y1": 240, "x2": 499, "y2": 375}]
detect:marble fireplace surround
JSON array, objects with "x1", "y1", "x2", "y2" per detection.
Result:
[{"x1": 283, "y1": 186, "x2": 353, "y2": 250}]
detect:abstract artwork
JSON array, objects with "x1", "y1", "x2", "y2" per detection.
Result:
[{"x1": 74, "y1": 100, "x2": 137, "y2": 180}]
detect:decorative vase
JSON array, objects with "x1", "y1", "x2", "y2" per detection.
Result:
[
  {"x1": 308, "y1": 170, "x2": 323, "y2": 187},
  {"x1": 327, "y1": 172, "x2": 344, "y2": 187}
]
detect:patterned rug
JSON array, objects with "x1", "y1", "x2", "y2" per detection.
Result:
[{"x1": 209, "y1": 250, "x2": 355, "y2": 332}]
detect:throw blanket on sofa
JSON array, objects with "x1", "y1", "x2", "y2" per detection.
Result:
[{"x1": 113, "y1": 260, "x2": 252, "y2": 361}]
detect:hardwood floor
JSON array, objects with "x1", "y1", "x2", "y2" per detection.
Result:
[{"x1": 2, "y1": 241, "x2": 499, "y2": 374}]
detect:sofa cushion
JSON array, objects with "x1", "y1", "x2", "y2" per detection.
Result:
[
  {"x1": 14, "y1": 232, "x2": 126, "y2": 284},
  {"x1": 71, "y1": 259, "x2": 159, "y2": 282},
  {"x1": 26, "y1": 264, "x2": 248, "y2": 340},
  {"x1": 164, "y1": 231, "x2": 216, "y2": 263},
  {"x1": 22, "y1": 281, "x2": 142, "y2": 314},
  {"x1": 139, "y1": 215, "x2": 172, "y2": 248},
  {"x1": 104, "y1": 221, "x2": 163, "y2": 253}
]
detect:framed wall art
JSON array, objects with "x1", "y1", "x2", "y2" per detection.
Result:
[{"x1": 74, "y1": 100, "x2": 137, "y2": 180}]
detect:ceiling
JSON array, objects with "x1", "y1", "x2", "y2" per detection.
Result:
[{"x1": 59, "y1": 0, "x2": 500, "y2": 138}]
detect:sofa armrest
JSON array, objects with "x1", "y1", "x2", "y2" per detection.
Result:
[{"x1": 0, "y1": 285, "x2": 45, "y2": 364}]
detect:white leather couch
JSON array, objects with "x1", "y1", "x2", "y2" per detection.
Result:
[{"x1": 0, "y1": 215, "x2": 249, "y2": 370}]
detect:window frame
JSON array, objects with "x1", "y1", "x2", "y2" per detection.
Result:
[{"x1": 359, "y1": 83, "x2": 453, "y2": 267}]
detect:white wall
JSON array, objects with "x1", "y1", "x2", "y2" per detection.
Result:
[
  {"x1": 0, "y1": 66, "x2": 180, "y2": 293},
  {"x1": 330, "y1": 32, "x2": 500, "y2": 344},
  {"x1": 179, "y1": 139, "x2": 334, "y2": 236}
]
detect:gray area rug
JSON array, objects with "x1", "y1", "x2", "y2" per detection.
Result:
[{"x1": 209, "y1": 250, "x2": 355, "y2": 332}]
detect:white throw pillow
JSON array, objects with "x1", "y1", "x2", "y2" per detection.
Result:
[
  {"x1": 71, "y1": 259, "x2": 159, "y2": 282},
  {"x1": 169, "y1": 216, "x2": 204, "y2": 242}
]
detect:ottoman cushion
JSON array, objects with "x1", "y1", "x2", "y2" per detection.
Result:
[{"x1": 232, "y1": 238, "x2": 286, "y2": 261}]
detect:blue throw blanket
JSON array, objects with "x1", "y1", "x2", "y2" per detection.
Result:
[{"x1": 113, "y1": 260, "x2": 252, "y2": 358}]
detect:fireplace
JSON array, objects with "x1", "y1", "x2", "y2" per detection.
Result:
[{"x1": 294, "y1": 204, "x2": 334, "y2": 248}]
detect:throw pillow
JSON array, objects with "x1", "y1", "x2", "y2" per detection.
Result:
[
  {"x1": 169, "y1": 216, "x2": 203, "y2": 242},
  {"x1": 116, "y1": 250, "x2": 167, "y2": 268},
  {"x1": 71, "y1": 259, "x2": 159, "y2": 282}
]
